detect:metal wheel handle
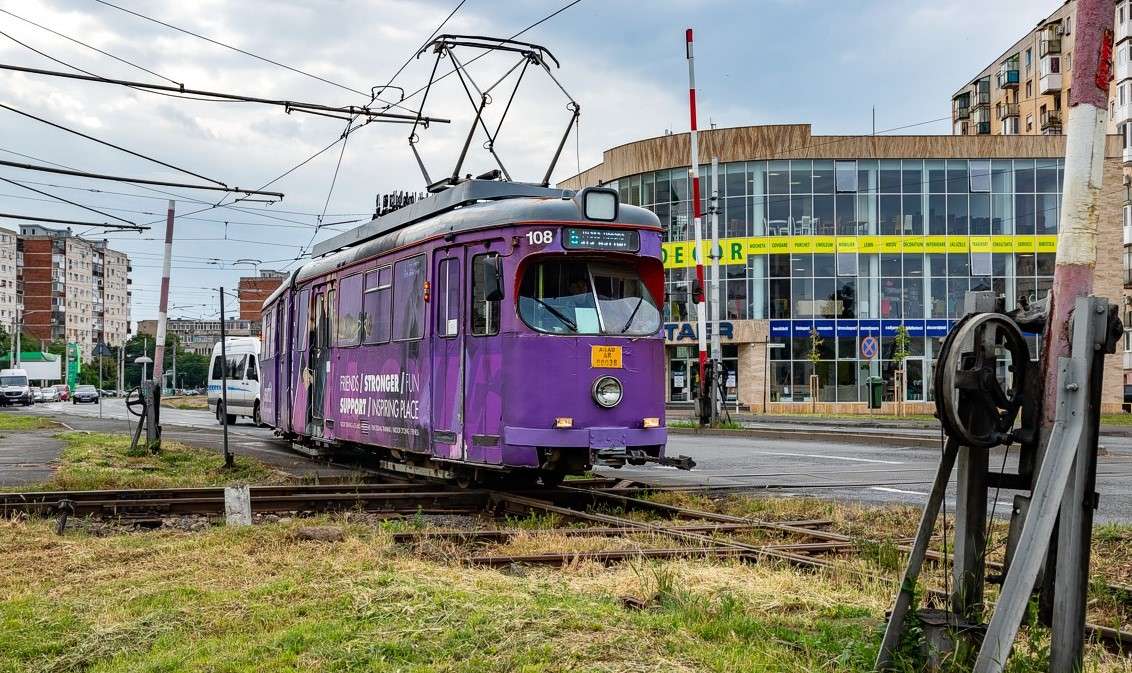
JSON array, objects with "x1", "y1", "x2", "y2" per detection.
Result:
[
  {"x1": 124, "y1": 386, "x2": 145, "y2": 418},
  {"x1": 934, "y1": 312, "x2": 1030, "y2": 449}
]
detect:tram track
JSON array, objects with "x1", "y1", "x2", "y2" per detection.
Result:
[{"x1": 3, "y1": 477, "x2": 1129, "y2": 653}]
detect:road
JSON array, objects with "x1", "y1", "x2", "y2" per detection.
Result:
[{"x1": 11, "y1": 399, "x2": 1132, "y2": 522}]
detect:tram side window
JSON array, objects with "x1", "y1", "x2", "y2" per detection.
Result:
[
  {"x1": 437, "y1": 257, "x2": 460, "y2": 337},
  {"x1": 295, "y1": 289, "x2": 310, "y2": 351},
  {"x1": 393, "y1": 254, "x2": 427, "y2": 341},
  {"x1": 363, "y1": 266, "x2": 393, "y2": 344},
  {"x1": 336, "y1": 273, "x2": 364, "y2": 347},
  {"x1": 472, "y1": 253, "x2": 501, "y2": 336}
]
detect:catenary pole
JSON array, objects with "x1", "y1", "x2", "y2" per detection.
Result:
[
  {"x1": 685, "y1": 28, "x2": 709, "y2": 425},
  {"x1": 152, "y1": 200, "x2": 174, "y2": 385},
  {"x1": 709, "y1": 156, "x2": 722, "y2": 421}
]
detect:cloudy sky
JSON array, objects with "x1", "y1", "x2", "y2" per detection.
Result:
[{"x1": 0, "y1": 0, "x2": 1058, "y2": 324}]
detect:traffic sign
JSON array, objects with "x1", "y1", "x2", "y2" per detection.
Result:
[{"x1": 860, "y1": 335, "x2": 879, "y2": 360}]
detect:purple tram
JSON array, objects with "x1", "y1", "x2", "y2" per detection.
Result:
[{"x1": 259, "y1": 181, "x2": 688, "y2": 486}]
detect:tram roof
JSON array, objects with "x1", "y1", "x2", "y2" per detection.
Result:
[{"x1": 262, "y1": 179, "x2": 659, "y2": 308}]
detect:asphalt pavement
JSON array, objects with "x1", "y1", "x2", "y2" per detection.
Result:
[{"x1": 7, "y1": 399, "x2": 1132, "y2": 522}]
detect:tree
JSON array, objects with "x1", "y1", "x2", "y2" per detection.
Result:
[{"x1": 806, "y1": 328, "x2": 823, "y2": 409}]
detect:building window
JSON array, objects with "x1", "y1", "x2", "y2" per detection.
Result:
[
  {"x1": 1026, "y1": 81, "x2": 1032, "y2": 98},
  {"x1": 1026, "y1": 114, "x2": 1034, "y2": 132}
]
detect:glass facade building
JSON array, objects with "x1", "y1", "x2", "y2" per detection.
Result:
[{"x1": 610, "y1": 158, "x2": 1064, "y2": 404}]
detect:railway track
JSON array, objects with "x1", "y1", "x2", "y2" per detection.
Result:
[{"x1": 3, "y1": 479, "x2": 1129, "y2": 652}]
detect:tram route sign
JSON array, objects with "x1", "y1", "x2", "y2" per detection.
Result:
[
  {"x1": 860, "y1": 335, "x2": 879, "y2": 360},
  {"x1": 562, "y1": 227, "x2": 640, "y2": 252}
]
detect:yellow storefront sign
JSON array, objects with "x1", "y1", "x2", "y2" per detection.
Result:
[{"x1": 660, "y1": 235, "x2": 1058, "y2": 268}]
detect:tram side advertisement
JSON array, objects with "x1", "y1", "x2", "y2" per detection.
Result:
[{"x1": 330, "y1": 352, "x2": 429, "y2": 452}]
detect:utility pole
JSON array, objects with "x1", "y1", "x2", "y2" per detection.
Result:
[
  {"x1": 708, "y1": 156, "x2": 723, "y2": 422},
  {"x1": 219, "y1": 287, "x2": 232, "y2": 468},
  {"x1": 685, "y1": 27, "x2": 709, "y2": 426}
]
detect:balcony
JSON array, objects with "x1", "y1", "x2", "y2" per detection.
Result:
[
  {"x1": 996, "y1": 67, "x2": 1020, "y2": 89},
  {"x1": 953, "y1": 101, "x2": 970, "y2": 121},
  {"x1": 1039, "y1": 38, "x2": 1061, "y2": 57},
  {"x1": 1039, "y1": 72, "x2": 1062, "y2": 94},
  {"x1": 998, "y1": 102, "x2": 1019, "y2": 120},
  {"x1": 968, "y1": 121, "x2": 991, "y2": 135},
  {"x1": 1119, "y1": 12, "x2": 1132, "y2": 43},
  {"x1": 1040, "y1": 110, "x2": 1062, "y2": 134},
  {"x1": 1125, "y1": 350, "x2": 1132, "y2": 370},
  {"x1": 1125, "y1": 222, "x2": 1132, "y2": 246}
]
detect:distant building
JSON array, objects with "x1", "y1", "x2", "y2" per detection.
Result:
[
  {"x1": 137, "y1": 317, "x2": 254, "y2": 356},
  {"x1": 238, "y1": 270, "x2": 285, "y2": 332},
  {"x1": 0, "y1": 227, "x2": 18, "y2": 329},
  {"x1": 18, "y1": 225, "x2": 131, "y2": 360}
]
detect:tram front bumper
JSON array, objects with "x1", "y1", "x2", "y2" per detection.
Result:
[{"x1": 503, "y1": 425, "x2": 666, "y2": 450}]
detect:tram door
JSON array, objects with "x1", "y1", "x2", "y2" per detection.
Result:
[
  {"x1": 431, "y1": 250, "x2": 465, "y2": 460},
  {"x1": 308, "y1": 283, "x2": 333, "y2": 428}
]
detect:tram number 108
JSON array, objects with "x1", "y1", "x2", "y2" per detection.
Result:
[{"x1": 526, "y1": 230, "x2": 555, "y2": 246}]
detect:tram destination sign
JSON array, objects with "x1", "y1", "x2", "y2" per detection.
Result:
[{"x1": 562, "y1": 227, "x2": 640, "y2": 252}]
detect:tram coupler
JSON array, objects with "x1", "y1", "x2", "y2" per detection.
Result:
[{"x1": 596, "y1": 448, "x2": 696, "y2": 470}]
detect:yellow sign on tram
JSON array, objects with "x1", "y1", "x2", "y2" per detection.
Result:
[{"x1": 590, "y1": 345, "x2": 623, "y2": 369}]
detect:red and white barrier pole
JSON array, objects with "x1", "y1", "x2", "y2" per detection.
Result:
[
  {"x1": 686, "y1": 28, "x2": 709, "y2": 424},
  {"x1": 152, "y1": 199, "x2": 175, "y2": 386},
  {"x1": 1038, "y1": 0, "x2": 1112, "y2": 430}
]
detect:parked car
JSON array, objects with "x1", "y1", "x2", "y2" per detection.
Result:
[
  {"x1": 72, "y1": 385, "x2": 99, "y2": 404},
  {"x1": 53, "y1": 384, "x2": 69, "y2": 402},
  {"x1": 100, "y1": 389, "x2": 118, "y2": 398},
  {"x1": 30, "y1": 387, "x2": 43, "y2": 402},
  {"x1": 39, "y1": 387, "x2": 59, "y2": 403}
]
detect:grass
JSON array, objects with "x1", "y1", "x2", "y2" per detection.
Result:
[
  {"x1": 1100, "y1": 413, "x2": 1132, "y2": 426},
  {"x1": 161, "y1": 395, "x2": 209, "y2": 411},
  {"x1": 33, "y1": 431, "x2": 282, "y2": 491},
  {"x1": 0, "y1": 413, "x2": 58, "y2": 431},
  {"x1": 1, "y1": 509, "x2": 1128, "y2": 673}
]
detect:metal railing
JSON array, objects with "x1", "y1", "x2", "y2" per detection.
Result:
[{"x1": 999, "y1": 102, "x2": 1020, "y2": 120}]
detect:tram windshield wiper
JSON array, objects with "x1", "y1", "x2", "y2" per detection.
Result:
[
  {"x1": 530, "y1": 297, "x2": 577, "y2": 331},
  {"x1": 619, "y1": 296, "x2": 645, "y2": 333}
]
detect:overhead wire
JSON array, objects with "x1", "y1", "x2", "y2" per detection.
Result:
[
  {"x1": 90, "y1": 0, "x2": 403, "y2": 107},
  {"x1": 0, "y1": 102, "x2": 228, "y2": 186},
  {"x1": 282, "y1": 0, "x2": 471, "y2": 269},
  {"x1": 0, "y1": 7, "x2": 181, "y2": 85}
]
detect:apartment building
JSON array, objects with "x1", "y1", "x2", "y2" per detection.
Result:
[
  {"x1": 136, "y1": 317, "x2": 255, "y2": 356},
  {"x1": 237, "y1": 269, "x2": 286, "y2": 331},
  {"x1": 950, "y1": 3, "x2": 1074, "y2": 138},
  {"x1": 18, "y1": 225, "x2": 131, "y2": 360},
  {"x1": 0, "y1": 228, "x2": 18, "y2": 330}
]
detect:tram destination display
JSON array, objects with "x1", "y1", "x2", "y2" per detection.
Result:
[{"x1": 562, "y1": 227, "x2": 640, "y2": 252}]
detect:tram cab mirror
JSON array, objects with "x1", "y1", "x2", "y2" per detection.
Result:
[{"x1": 483, "y1": 255, "x2": 504, "y2": 301}]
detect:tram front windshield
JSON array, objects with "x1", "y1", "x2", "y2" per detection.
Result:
[{"x1": 518, "y1": 260, "x2": 660, "y2": 336}]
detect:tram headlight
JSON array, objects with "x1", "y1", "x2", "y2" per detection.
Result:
[{"x1": 592, "y1": 376, "x2": 623, "y2": 408}]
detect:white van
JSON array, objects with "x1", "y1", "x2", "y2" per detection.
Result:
[
  {"x1": 207, "y1": 337, "x2": 262, "y2": 426},
  {"x1": 0, "y1": 368, "x2": 32, "y2": 406}
]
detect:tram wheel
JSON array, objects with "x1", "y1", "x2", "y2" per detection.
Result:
[{"x1": 454, "y1": 473, "x2": 474, "y2": 489}]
